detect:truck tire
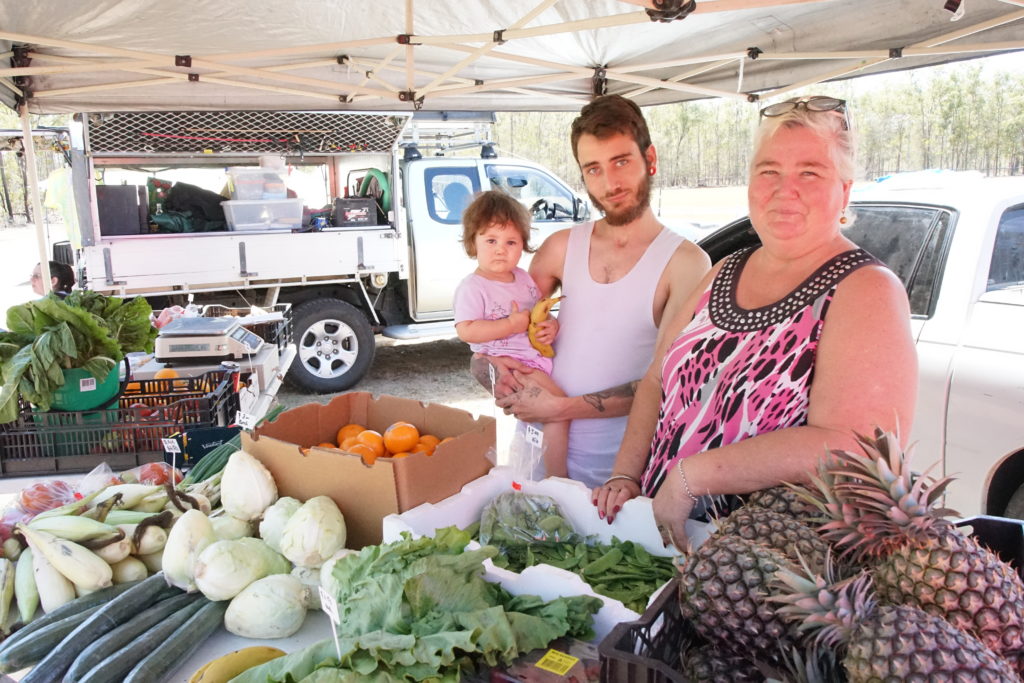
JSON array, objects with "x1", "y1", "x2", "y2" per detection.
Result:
[
  {"x1": 1003, "y1": 482, "x2": 1024, "y2": 521},
  {"x1": 287, "y1": 298, "x2": 375, "y2": 393}
]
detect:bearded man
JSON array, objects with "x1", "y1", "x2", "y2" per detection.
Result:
[{"x1": 475, "y1": 94, "x2": 710, "y2": 489}]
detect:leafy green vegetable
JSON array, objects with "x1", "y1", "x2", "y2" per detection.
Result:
[
  {"x1": 478, "y1": 492, "x2": 579, "y2": 545},
  {"x1": 232, "y1": 527, "x2": 601, "y2": 683},
  {"x1": 0, "y1": 292, "x2": 156, "y2": 422}
]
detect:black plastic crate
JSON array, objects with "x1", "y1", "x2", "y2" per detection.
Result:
[
  {"x1": 0, "y1": 369, "x2": 238, "y2": 476},
  {"x1": 598, "y1": 516, "x2": 1024, "y2": 682}
]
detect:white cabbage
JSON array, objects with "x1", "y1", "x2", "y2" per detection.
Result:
[
  {"x1": 210, "y1": 514, "x2": 255, "y2": 541},
  {"x1": 220, "y1": 450, "x2": 278, "y2": 521},
  {"x1": 319, "y1": 548, "x2": 357, "y2": 598},
  {"x1": 224, "y1": 574, "x2": 309, "y2": 639},
  {"x1": 258, "y1": 497, "x2": 302, "y2": 553},
  {"x1": 161, "y1": 509, "x2": 216, "y2": 592},
  {"x1": 290, "y1": 565, "x2": 321, "y2": 609},
  {"x1": 279, "y1": 496, "x2": 347, "y2": 568},
  {"x1": 194, "y1": 537, "x2": 290, "y2": 601}
]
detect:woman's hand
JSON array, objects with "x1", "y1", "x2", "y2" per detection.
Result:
[
  {"x1": 652, "y1": 464, "x2": 695, "y2": 550},
  {"x1": 592, "y1": 476, "x2": 641, "y2": 524}
]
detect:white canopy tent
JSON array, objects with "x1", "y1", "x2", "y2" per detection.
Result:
[{"x1": 2, "y1": 0, "x2": 1022, "y2": 288}]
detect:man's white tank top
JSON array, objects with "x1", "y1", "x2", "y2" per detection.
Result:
[{"x1": 550, "y1": 221, "x2": 685, "y2": 488}]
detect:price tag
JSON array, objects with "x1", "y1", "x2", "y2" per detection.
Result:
[
  {"x1": 235, "y1": 411, "x2": 257, "y2": 430},
  {"x1": 488, "y1": 363, "x2": 496, "y2": 396},
  {"x1": 535, "y1": 649, "x2": 579, "y2": 675},
  {"x1": 319, "y1": 585, "x2": 343, "y2": 661},
  {"x1": 161, "y1": 438, "x2": 181, "y2": 454},
  {"x1": 79, "y1": 377, "x2": 96, "y2": 392},
  {"x1": 319, "y1": 585, "x2": 340, "y2": 624},
  {"x1": 525, "y1": 424, "x2": 543, "y2": 448}
]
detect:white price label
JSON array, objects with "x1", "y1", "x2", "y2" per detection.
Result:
[
  {"x1": 488, "y1": 363, "x2": 496, "y2": 386},
  {"x1": 525, "y1": 424, "x2": 543, "y2": 448},
  {"x1": 235, "y1": 411, "x2": 257, "y2": 430},
  {"x1": 319, "y1": 585, "x2": 340, "y2": 624},
  {"x1": 79, "y1": 377, "x2": 97, "y2": 392},
  {"x1": 161, "y1": 438, "x2": 181, "y2": 454}
]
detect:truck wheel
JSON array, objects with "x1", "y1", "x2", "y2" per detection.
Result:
[
  {"x1": 287, "y1": 298, "x2": 375, "y2": 393},
  {"x1": 1003, "y1": 482, "x2": 1024, "y2": 520}
]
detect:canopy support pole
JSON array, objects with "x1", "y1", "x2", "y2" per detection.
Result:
[{"x1": 20, "y1": 104, "x2": 51, "y2": 295}]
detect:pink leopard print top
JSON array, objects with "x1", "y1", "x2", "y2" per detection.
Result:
[{"x1": 640, "y1": 246, "x2": 879, "y2": 496}]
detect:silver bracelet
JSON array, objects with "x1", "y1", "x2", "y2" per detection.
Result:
[
  {"x1": 677, "y1": 459, "x2": 700, "y2": 505},
  {"x1": 603, "y1": 473, "x2": 640, "y2": 487}
]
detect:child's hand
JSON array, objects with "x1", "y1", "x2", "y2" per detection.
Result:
[
  {"x1": 532, "y1": 317, "x2": 559, "y2": 345},
  {"x1": 508, "y1": 301, "x2": 530, "y2": 334}
]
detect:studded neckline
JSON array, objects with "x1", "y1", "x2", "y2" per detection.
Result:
[{"x1": 709, "y1": 246, "x2": 877, "y2": 332}]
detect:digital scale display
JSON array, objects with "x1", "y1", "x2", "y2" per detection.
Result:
[{"x1": 156, "y1": 317, "x2": 265, "y2": 362}]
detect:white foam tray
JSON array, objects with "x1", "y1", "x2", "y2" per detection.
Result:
[{"x1": 382, "y1": 467, "x2": 714, "y2": 641}]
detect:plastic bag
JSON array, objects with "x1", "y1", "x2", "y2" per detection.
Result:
[
  {"x1": 121, "y1": 461, "x2": 183, "y2": 486},
  {"x1": 153, "y1": 305, "x2": 186, "y2": 329},
  {"x1": 478, "y1": 491, "x2": 579, "y2": 545},
  {"x1": 76, "y1": 462, "x2": 123, "y2": 496},
  {"x1": 507, "y1": 421, "x2": 547, "y2": 484}
]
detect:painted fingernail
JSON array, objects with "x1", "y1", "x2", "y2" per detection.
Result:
[
  {"x1": 607, "y1": 517, "x2": 614, "y2": 525},
  {"x1": 598, "y1": 510, "x2": 604, "y2": 519},
  {"x1": 613, "y1": 505, "x2": 621, "y2": 513},
  {"x1": 592, "y1": 499, "x2": 598, "y2": 506}
]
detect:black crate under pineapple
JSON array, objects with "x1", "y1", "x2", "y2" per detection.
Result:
[{"x1": 240, "y1": 392, "x2": 494, "y2": 549}]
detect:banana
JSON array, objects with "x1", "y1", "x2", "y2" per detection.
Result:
[
  {"x1": 189, "y1": 645, "x2": 287, "y2": 683},
  {"x1": 527, "y1": 296, "x2": 563, "y2": 358}
]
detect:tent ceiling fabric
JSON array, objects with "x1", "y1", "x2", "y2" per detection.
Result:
[{"x1": 1, "y1": 0, "x2": 1022, "y2": 114}]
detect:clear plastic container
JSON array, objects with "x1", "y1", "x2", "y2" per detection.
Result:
[
  {"x1": 222, "y1": 198, "x2": 303, "y2": 230},
  {"x1": 227, "y1": 167, "x2": 286, "y2": 200}
]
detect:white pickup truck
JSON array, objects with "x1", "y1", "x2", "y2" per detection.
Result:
[
  {"x1": 63, "y1": 110, "x2": 589, "y2": 394},
  {"x1": 702, "y1": 171, "x2": 1024, "y2": 519}
]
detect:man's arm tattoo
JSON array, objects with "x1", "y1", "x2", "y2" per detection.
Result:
[{"x1": 582, "y1": 381, "x2": 639, "y2": 413}]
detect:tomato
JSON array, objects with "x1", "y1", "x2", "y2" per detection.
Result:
[
  {"x1": 19, "y1": 480, "x2": 77, "y2": 515},
  {"x1": 135, "y1": 462, "x2": 183, "y2": 486}
]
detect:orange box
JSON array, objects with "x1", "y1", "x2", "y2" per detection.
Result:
[{"x1": 241, "y1": 392, "x2": 495, "y2": 548}]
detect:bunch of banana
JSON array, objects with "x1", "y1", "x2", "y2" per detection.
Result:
[
  {"x1": 527, "y1": 296, "x2": 563, "y2": 358},
  {"x1": 189, "y1": 645, "x2": 286, "y2": 682}
]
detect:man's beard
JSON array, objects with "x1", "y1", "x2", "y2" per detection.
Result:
[{"x1": 589, "y1": 169, "x2": 652, "y2": 227}]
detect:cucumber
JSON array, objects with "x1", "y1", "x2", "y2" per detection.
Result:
[
  {"x1": 78, "y1": 597, "x2": 209, "y2": 683},
  {"x1": 0, "y1": 607, "x2": 96, "y2": 673},
  {"x1": 0, "y1": 579, "x2": 142, "y2": 658},
  {"x1": 21, "y1": 573, "x2": 180, "y2": 683},
  {"x1": 65, "y1": 592, "x2": 200, "y2": 682},
  {"x1": 181, "y1": 435, "x2": 240, "y2": 485},
  {"x1": 123, "y1": 598, "x2": 228, "y2": 683}
]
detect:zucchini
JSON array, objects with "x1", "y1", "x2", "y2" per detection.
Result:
[
  {"x1": 21, "y1": 573, "x2": 180, "y2": 683},
  {"x1": 77, "y1": 597, "x2": 209, "y2": 683},
  {"x1": 0, "y1": 607, "x2": 96, "y2": 673},
  {"x1": 0, "y1": 579, "x2": 141, "y2": 658},
  {"x1": 65, "y1": 592, "x2": 200, "y2": 683},
  {"x1": 123, "y1": 598, "x2": 228, "y2": 683}
]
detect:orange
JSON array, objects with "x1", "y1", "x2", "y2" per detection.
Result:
[
  {"x1": 126, "y1": 381, "x2": 141, "y2": 392},
  {"x1": 390, "y1": 452, "x2": 411, "y2": 459},
  {"x1": 419, "y1": 434, "x2": 440, "y2": 449},
  {"x1": 317, "y1": 441, "x2": 336, "y2": 449},
  {"x1": 340, "y1": 436, "x2": 360, "y2": 450},
  {"x1": 439, "y1": 436, "x2": 455, "y2": 445},
  {"x1": 411, "y1": 441, "x2": 434, "y2": 456},
  {"x1": 153, "y1": 368, "x2": 180, "y2": 380},
  {"x1": 356, "y1": 430, "x2": 385, "y2": 460},
  {"x1": 383, "y1": 422, "x2": 420, "y2": 454},
  {"x1": 346, "y1": 442, "x2": 378, "y2": 465},
  {"x1": 336, "y1": 423, "x2": 366, "y2": 445}
]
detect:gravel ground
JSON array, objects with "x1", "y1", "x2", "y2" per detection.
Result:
[{"x1": 278, "y1": 335, "x2": 505, "y2": 424}]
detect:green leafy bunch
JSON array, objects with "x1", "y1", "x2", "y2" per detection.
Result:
[
  {"x1": 0, "y1": 292, "x2": 156, "y2": 422},
  {"x1": 233, "y1": 527, "x2": 602, "y2": 683}
]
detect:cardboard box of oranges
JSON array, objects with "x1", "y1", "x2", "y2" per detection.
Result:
[{"x1": 241, "y1": 392, "x2": 495, "y2": 548}]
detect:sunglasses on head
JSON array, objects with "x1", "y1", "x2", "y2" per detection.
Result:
[{"x1": 759, "y1": 96, "x2": 850, "y2": 131}]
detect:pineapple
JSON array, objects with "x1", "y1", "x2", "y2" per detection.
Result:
[
  {"x1": 743, "y1": 485, "x2": 822, "y2": 526},
  {"x1": 680, "y1": 641, "x2": 765, "y2": 682},
  {"x1": 797, "y1": 428, "x2": 1024, "y2": 657},
  {"x1": 715, "y1": 507, "x2": 829, "y2": 573},
  {"x1": 771, "y1": 566, "x2": 1019, "y2": 682},
  {"x1": 677, "y1": 535, "x2": 802, "y2": 663}
]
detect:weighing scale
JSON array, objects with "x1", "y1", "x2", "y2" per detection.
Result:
[{"x1": 155, "y1": 317, "x2": 265, "y2": 363}]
